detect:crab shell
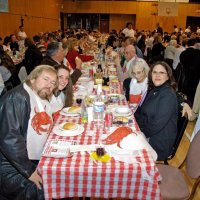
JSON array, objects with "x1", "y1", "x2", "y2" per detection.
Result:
[{"x1": 103, "y1": 126, "x2": 133, "y2": 148}]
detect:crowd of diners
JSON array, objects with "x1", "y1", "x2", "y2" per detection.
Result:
[{"x1": 0, "y1": 22, "x2": 200, "y2": 200}]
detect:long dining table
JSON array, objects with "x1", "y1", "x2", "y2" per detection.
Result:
[{"x1": 38, "y1": 63, "x2": 162, "y2": 200}]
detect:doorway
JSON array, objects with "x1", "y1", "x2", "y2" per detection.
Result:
[
  {"x1": 64, "y1": 13, "x2": 110, "y2": 32},
  {"x1": 66, "y1": 14, "x2": 99, "y2": 30},
  {"x1": 186, "y1": 16, "x2": 200, "y2": 32},
  {"x1": 100, "y1": 14, "x2": 109, "y2": 33}
]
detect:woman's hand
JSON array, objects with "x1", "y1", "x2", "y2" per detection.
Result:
[
  {"x1": 75, "y1": 57, "x2": 82, "y2": 69},
  {"x1": 113, "y1": 54, "x2": 120, "y2": 66},
  {"x1": 29, "y1": 169, "x2": 43, "y2": 189},
  {"x1": 182, "y1": 103, "x2": 193, "y2": 119}
]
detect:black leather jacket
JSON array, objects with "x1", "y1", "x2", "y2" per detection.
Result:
[{"x1": 0, "y1": 84, "x2": 36, "y2": 178}]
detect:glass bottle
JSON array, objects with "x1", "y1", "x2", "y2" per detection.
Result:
[{"x1": 81, "y1": 100, "x2": 88, "y2": 123}]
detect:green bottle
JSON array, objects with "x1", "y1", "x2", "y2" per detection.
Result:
[{"x1": 81, "y1": 101, "x2": 88, "y2": 123}]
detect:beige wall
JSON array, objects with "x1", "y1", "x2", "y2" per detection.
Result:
[
  {"x1": 110, "y1": 14, "x2": 136, "y2": 33},
  {"x1": 62, "y1": 1, "x2": 200, "y2": 33},
  {"x1": 0, "y1": 0, "x2": 199, "y2": 39},
  {"x1": 0, "y1": 0, "x2": 61, "y2": 38}
]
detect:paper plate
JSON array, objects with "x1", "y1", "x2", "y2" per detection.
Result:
[
  {"x1": 59, "y1": 122, "x2": 78, "y2": 131},
  {"x1": 53, "y1": 124, "x2": 84, "y2": 137},
  {"x1": 61, "y1": 107, "x2": 81, "y2": 116}
]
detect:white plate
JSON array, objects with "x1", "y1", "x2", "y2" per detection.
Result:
[
  {"x1": 107, "y1": 62, "x2": 115, "y2": 66},
  {"x1": 85, "y1": 95, "x2": 108, "y2": 103},
  {"x1": 59, "y1": 122, "x2": 78, "y2": 131},
  {"x1": 109, "y1": 67, "x2": 116, "y2": 72},
  {"x1": 115, "y1": 107, "x2": 131, "y2": 114},
  {"x1": 109, "y1": 75, "x2": 117, "y2": 79},
  {"x1": 112, "y1": 107, "x2": 132, "y2": 117},
  {"x1": 53, "y1": 124, "x2": 84, "y2": 137},
  {"x1": 62, "y1": 107, "x2": 81, "y2": 114},
  {"x1": 60, "y1": 107, "x2": 81, "y2": 117},
  {"x1": 78, "y1": 77, "x2": 91, "y2": 82},
  {"x1": 107, "y1": 94, "x2": 125, "y2": 100},
  {"x1": 60, "y1": 111, "x2": 80, "y2": 117},
  {"x1": 113, "y1": 111, "x2": 132, "y2": 117}
]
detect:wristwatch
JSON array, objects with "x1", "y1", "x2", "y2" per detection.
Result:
[{"x1": 181, "y1": 102, "x2": 185, "y2": 107}]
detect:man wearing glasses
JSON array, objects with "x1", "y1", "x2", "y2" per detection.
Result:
[{"x1": 0, "y1": 65, "x2": 57, "y2": 200}]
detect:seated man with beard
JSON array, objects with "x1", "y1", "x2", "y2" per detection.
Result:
[{"x1": 0, "y1": 65, "x2": 57, "y2": 200}]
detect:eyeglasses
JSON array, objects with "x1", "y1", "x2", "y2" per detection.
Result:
[
  {"x1": 42, "y1": 76, "x2": 57, "y2": 87},
  {"x1": 152, "y1": 71, "x2": 167, "y2": 76}
]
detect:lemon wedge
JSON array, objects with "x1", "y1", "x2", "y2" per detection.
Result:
[{"x1": 90, "y1": 152, "x2": 111, "y2": 162}]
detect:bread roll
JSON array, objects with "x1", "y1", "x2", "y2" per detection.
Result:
[
  {"x1": 63, "y1": 122, "x2": 76, "y2": 130},
  {"x1": 111, "y1": 78, "x2": 118, "y2": 83},
  {"x1": 102, "y1": 86, "x2": 110, "y2": 91},
  {"x1": 68, "y1": 106, "x2": 80, "y2": 113},
  {"x1": 115, "y1": 116, "x2": 129, "y2": 123}
]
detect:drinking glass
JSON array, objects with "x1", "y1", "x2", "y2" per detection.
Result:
[{"x1": 76, "y1": 96, "x2": 83, "y2": 105}]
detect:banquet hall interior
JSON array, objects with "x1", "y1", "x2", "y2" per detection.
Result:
[{"x1": 0, "y1": 0, "x2": 200, "y2": 199}]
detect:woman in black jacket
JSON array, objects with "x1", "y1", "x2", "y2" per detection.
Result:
[{"x1": 135, "y1": 61, "x2": 178, "y2": 161}]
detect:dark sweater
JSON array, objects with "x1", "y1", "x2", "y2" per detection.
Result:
[{"x1": 135, "y1": 83, "x2": 178, "y2": 161}]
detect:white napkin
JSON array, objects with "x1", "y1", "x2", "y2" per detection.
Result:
[
  {"x1": 105, "y1": 147, "x2": 153, "y2": 180},
  {"x1": 75, "y1": 81, "x2": 94, "y2": 97},
  {"x1": 70, "y1": 144, "x2": 100, "y2": 153},
  {"x1": 105, "y1": 130, "x2": 157, "y2": 161}
]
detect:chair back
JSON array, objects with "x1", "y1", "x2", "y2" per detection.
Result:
[
  {"x1": 123, "y1": 77, "x2": 132, "y2": 101},
  {"x1": 18, "y1": 66, "x2": 27, "y2": 83},
  {"x1": 173, "y1": 112, "x2": 188, "y2": 156},
  {"x1": 186, "y1": 129, "x2": 200, "y2": 179},
  {"x1": 166, "y1": 111, "x2": 188, "y2": 161},
  {"x1": 175, "y1": 62, "x2": 186, "y2": 92}
]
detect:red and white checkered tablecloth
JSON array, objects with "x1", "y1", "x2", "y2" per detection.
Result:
[{"x1": 38, "y1": 82, "x2": 162, "y2": 200}]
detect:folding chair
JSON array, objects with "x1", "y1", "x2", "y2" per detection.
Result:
[{"x1": 157, "y1": 129, "x2": 200, "y2": 200}]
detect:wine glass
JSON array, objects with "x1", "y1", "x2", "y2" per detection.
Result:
[{"x1": 76, "y1": 95, "x2": 83, "y2": 106}]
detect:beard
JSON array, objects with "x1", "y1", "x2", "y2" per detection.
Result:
[{"x1": 37, "y1": 88, "x2": 51, "y2": 100}]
